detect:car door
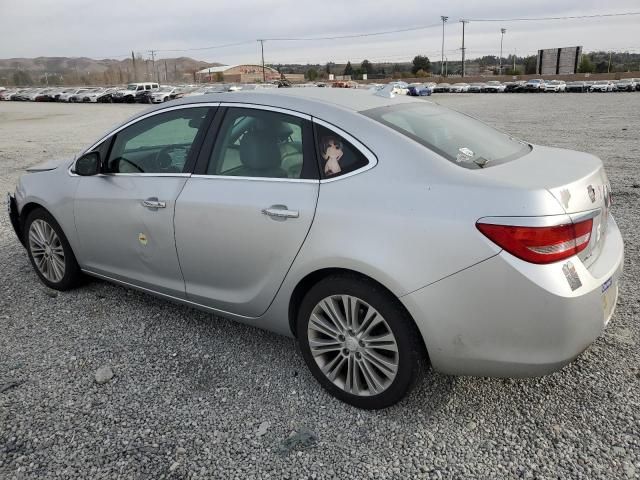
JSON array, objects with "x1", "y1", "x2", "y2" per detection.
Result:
[
  {"x1": 74, "y1": 105, "x2": 215, "y2": 297},
  {"x1": 174, "y1": 105, "x2": 320, "y2": 317}
]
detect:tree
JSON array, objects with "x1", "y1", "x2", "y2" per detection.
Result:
[
  {"x1": 343, "y1": 61, "x2": 353, "y2": 76},
  {"x1": 594, "y1": 61, "x2": 609, "y2": 73},
  {"x1": 523, "y1": 55, "x2": 537, "y2": 74},
  {"x1": 411, "y1": 55, "x2": 431, "y2": 75},
  {"x1": 415, "y1": 69, "x2": 428, "y2": 78},
  {"x1": 12, "y1": 70, "x2": 33, "y2": 86},
  {"x1": 360, "y1": 59, "x2": 373, "y2": 75},
  {"x1": 325, "y1": 62, "x2": 334, "y2": 74},
  {"x1": 306, "y1": 68, "x2": 318, "y2": 81},
  {"x1": 577, "y1": 56, "x2": 594, "y2": 73}
]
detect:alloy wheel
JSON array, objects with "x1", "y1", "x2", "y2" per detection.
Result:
[
  {"x1": 307, "y1": 295, "x2": 399, "y2": 396},
  {"x1": 28, "y1": 219, "x2": 65, "y2": 283}
]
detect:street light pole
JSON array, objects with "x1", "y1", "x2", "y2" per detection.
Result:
[
  {"x1": 460, "y1": 20, "x2": 468, "y2": 78},
  {"x1": 440, "y1": 16, "x2": 448, "y2": 77},
  {"x1": 499, "y1": 28, "x2": 506, "y2": 75}
]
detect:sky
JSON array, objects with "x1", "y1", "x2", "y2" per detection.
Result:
[{"x1": 0, "y1": 0, "x2": 638, "y2": 65}]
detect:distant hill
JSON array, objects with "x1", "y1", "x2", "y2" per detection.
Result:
[{"x1": 0, "y1": 56, "x2": 221, "y2": 86}]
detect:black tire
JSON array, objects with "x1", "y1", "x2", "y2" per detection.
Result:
[
  {"x1": 24, "y1": 208, "x2": 82, "y2": 291},
  {"x1": 296, "y1": 274, "x2": 426, "y2": 409}
]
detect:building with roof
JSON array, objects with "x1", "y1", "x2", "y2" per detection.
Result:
[{"x1": 197, "y1": 64, "x2": 281, "y2": 83}]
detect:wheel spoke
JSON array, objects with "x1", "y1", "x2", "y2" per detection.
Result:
[
  {"x1": 362, "y1": 350, "x2": 398, "y2": 378},
  {"x1": 50, "y1": 254, "x2": 65, "y2": 281},
  {"x1": 321, "y1": 354, "x2": 346, "y2": 381},
  {"x1": 29, "y1": 229, "x2": 46, "y2": 248},
  {"x1": 341, "y1": 295, "x2": 359, "y2": 331},
  {"x1": 309, "y1": 313, "x2": 340, "y2": 340},
  {"x1": 309, "y1": 338, "x2": 343, "y2": 356},
  {"x1": 358, "y1": 357, "x2": 384, "y2": 394},
  {"x1": 356, "y1": 307, "x2": 379, "y2": 336},
  {"x1": 362, "y1": 332, "x2": 399, "y2": 353},
  {"x1": 318, "y1": 298, "x2": 347, "y2": 332}
]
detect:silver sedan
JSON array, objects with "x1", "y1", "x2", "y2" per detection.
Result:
[{"x1": 8, "y1": 89, "x2": 624, "y2": 409}]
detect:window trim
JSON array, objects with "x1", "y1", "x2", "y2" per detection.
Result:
[
  {"x1": 195, "y1": 104, "x2": 319, "y2": 182},
  {"x1": 312, "y1": 118, "x2": 377, "y2": 183},
  {"x1": 69, "y1": 103, "x2": 219, "y2": 177}
]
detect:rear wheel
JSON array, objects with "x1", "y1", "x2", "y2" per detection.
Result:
[
  {"x1": 297, "y1": 274, "x2": 425, "y2": 409},
  {"x1": 24, "y1": 208, "x2": 82, "y2": 291}
]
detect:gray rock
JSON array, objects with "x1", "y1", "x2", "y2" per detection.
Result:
[
  {"x1": 277, "y1": 428, "x2": 318, "y2": 455},
  {"x1": 256, "y1": 421, "x2": 271, "y2": 437},
  {"x1": 94, "y1": 366, "x2": 114, "y2": 385}
]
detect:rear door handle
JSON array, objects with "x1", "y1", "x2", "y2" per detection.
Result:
[
  {"x1": 142, "y1": 198, "x2": 166, "y2": 209},
  {"x1": 261, "y1": 205, "x2": 299, "y2": 219}
]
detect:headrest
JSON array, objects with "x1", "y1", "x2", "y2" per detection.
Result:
[{"x1": 239, "y1": 130, "x2": 282, "y2": 170}]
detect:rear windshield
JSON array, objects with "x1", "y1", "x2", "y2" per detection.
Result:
[{"x1": 361, "y1": 103, "x2": 531, "y2": 169}]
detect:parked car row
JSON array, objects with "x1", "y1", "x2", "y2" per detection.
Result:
[
  {"x1": 0, "y1": 83, "x2": 205, "y2": 103},
  {"x1": 425, "y1": 78, "x2": 640, "y2": 93}
]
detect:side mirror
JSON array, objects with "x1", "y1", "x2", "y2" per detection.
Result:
[{"x1": 75, "y1": 152, "x2": 101, "y2": 176}]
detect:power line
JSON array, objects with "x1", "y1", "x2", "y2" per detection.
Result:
[
  {"x1": 154, "y1": 40, "x2": 255, "y2": 53},
  {"x1": 263, "y1": 23, "x2": 442, "y2": 41},
  {"x1": 465, "y1": 11, "x2": 640, "y2": 22}
]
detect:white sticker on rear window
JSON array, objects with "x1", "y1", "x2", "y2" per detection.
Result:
[{"x1": 456, "y1": 147, "x2": 474, "y2": 163}]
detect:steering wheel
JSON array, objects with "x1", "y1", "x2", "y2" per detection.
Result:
[
  {"x1": 113, "y1": 157, "x2": 144, "y2": 173},
  {"x1": 154, "y1": 146, "x2": 176, "y2": 170}
]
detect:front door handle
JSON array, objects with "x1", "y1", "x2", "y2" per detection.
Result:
[
  {"x1": 142, "y1": 198, "x2": 166, "y2": 209},
  {"x1": 261, "y1": 205, "x2": 299, "y2": 219}
]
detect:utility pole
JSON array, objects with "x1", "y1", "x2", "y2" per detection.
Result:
[
  {"x1": 148, "y1": 50, "x2": 157, "y2": 83},
  {"x1": 608, "y1": 51, "x2": 612, "y2": 73},
  {"x1": 499, "y1": 28, "x2": 506, "y2": 75},
  {"x1": 440, "y1": 16, "x2": 448, "y2": 77},
  {"x1": 445, "y1": 56, "x2": 448, "y2": 76},
  {"x1": 513, "y1": 49, "x2": 516, "y2": 72},
  {"x1": 164, "y1": 61, "x2": 168, "y2": 83},
  {"x1": 460, "y1": 20, "x2": 468, "y2": 78},
  {"x1": 131, "y1": 51, "x2": 137, "y2": 82},
  {"x1": 258, "y1": 39, "x2": 266, "y2": 82}
]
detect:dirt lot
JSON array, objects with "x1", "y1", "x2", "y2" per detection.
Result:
[{"x1": 1, "y1": 94, "x2": 639, "y2": 479}]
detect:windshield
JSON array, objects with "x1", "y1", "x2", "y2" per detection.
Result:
[
  {"x1": 361, "y1": 103, "x2": 531, "y2": 169},
  {"x1": 126, "y1": 84, "x2": 138, "y2": 90}
]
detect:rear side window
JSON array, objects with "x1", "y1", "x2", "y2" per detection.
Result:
[
  {"x1": 362, "y1": 103, "x2": 530, "y2": 169},
  {"x1": 314, "y1": 124, "x2": 369, "y2": 179},
  {"x1": 207, "y1": 107, "x2": 317, "y2": 179}
]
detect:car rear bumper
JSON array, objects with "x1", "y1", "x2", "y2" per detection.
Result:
[
  {"x1": 401, "y1": 214, "x2": 624, "y2": 378},
  {"x1": 6, "y1": 193, "x2": 24, "y2": 246}
]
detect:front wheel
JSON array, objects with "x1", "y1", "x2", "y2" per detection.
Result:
[
  {"x1": 297, "y1": 274, "x2": 425, "y2": 409},
  {"x1": 24, "y1": 208, "x2": 82, "y2": 291}
]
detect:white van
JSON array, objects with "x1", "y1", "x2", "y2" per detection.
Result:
[{"x1": 113, "y1": 82, "x2": 159, "y2": 103}]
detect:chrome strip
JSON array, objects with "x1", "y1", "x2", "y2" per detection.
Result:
[
  {"x1": 81, "y1": 269, "x2": 256, "y2": 320},
  {"x1": 312, "y1": 118, "x2": 378, "y2": 183},
  {"x1": 68, "y1": 102, "x2": 221, "y2": 177},
  {"x1": 218, "y1": 102, "x2": 312, "y2": 120},
  {"x1": 476, "y1": 214, "x2": 573, "y2": 228},
  {"x1": 569, "y1": 209, "x2": 601, "y2": 223},
  {"x1": 190, "y1": 175, "x2": 317, "y2": 184}
]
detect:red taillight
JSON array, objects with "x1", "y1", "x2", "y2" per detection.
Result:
[{"x1": 477, "y1": 219, "x2": 593, "y2": 264}]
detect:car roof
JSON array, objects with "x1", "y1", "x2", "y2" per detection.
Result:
[{"x1": 146, "y1": 88, "x2": 426, "y2": 115}]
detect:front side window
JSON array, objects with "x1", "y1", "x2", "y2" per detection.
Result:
[
  {"x1": 208, "y1": 108, "x2": 315, "y2": 179},
  {"x1": 106, "y1": 107, "x2": 209, "y2": 174},
  {"x1": 314, "y1": 124, "x2": 369, "y2": 179},
  {"x1": 362, "y1": 103, "x2": 530, "y2": 169}
]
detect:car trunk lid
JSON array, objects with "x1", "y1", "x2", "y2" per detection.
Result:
[{"x1": 477, "y1": 145, "x2": 611, "y2": 269}]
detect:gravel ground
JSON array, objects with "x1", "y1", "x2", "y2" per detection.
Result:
[{"x1": 1, "y1": 95, "x2": 638, "y2": 480}]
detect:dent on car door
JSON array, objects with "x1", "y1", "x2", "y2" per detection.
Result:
[
  {"x1": 74, "y1": 106, "x2": 214, "y2": 297},
  {"x1": 174, "y1": 106, "x2": 320, "y2": 317}
]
